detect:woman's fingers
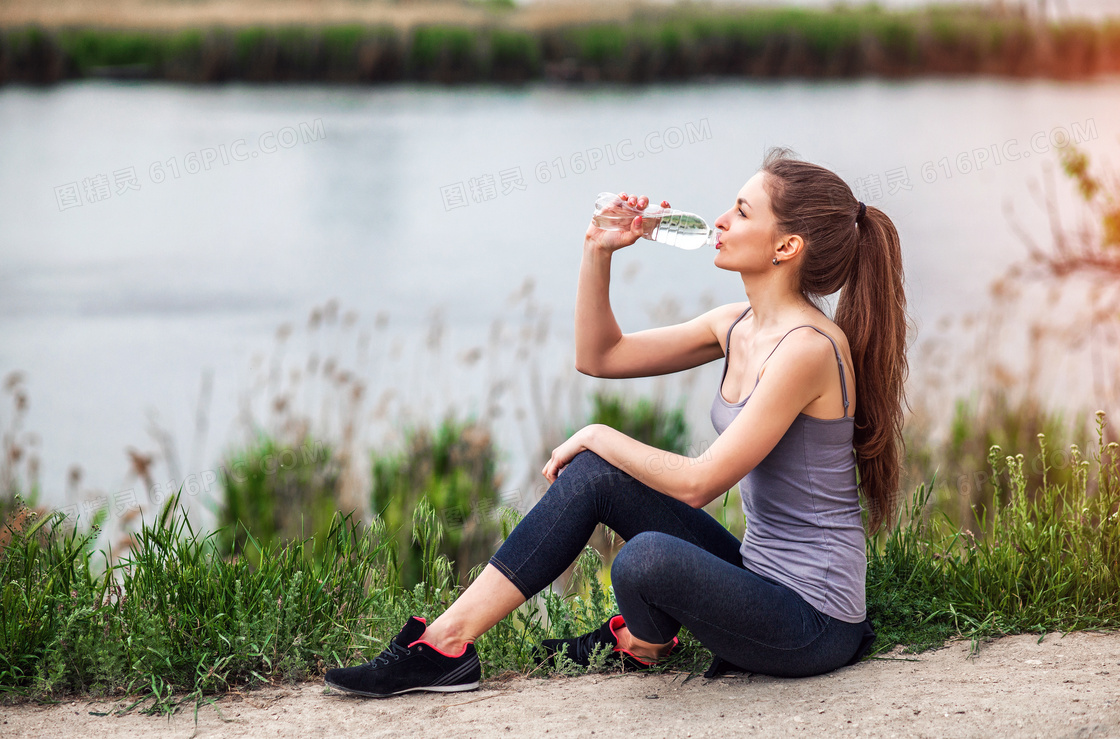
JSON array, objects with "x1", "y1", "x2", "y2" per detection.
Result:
[
  {"x1": 542, "y1": 452, "x2": 566, "y2": 482},
  {"x1": 617, "y1": 192, "x2": 667, "y2": 210},
  {"x1": 618, "y1": 192, "x2": 648, "y2": 209}
]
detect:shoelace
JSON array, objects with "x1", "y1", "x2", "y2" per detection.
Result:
[{"x1": 369, "y1": 640, "x2": 410, "y2": 668}]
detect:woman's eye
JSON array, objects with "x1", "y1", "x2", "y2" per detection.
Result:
[{"x1": 738, "y1": 209, "x2": 746, "y2": 217}]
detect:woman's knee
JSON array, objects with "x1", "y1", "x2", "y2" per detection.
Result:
[
  {"x1": 611, "y1": 531, "x2": 676, "y2": 587},
  {"x1": 544, "y1": 450, "x2": 617, "y2": 502},
  {"x1": 559, "y1": 449, "x2": 615, "y2": 482}
]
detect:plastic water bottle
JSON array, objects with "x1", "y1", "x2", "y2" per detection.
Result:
[{"x1": 591, "y1": 192, "x2": 720, "y2": 250}]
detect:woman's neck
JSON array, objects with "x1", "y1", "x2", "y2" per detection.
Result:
[{"x1": 740, "y1": 272, "x2": 820, "y2": 332}]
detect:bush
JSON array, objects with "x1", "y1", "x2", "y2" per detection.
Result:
[
  {"x1": 370, "y1": 416, "x2": 503, "y2": 588},
  {"x1": 582, "y1": 391, "x2": 689, "y2": 455},
  {"x1": 215, "y1": 432, "x2": 343, "y2": 562}
]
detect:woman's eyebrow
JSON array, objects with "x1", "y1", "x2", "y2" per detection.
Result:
[{"x1": 738, "y1": 198, "x2": 751, "y2": 210}]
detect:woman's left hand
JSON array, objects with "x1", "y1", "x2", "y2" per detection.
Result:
[{"x1": 542, "y1": 425, "x2": 599, "y2": 483}]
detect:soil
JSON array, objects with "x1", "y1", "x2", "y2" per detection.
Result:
[{"x1": 2, "y1": 631, "x2": 1119, "y2": 738}]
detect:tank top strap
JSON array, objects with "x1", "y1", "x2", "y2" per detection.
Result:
[
  {"x1": 719, "y1": 305, "x2": 753, "y2": 388},
  {"x1": 754, "y1": 324, "x2": 850, "y2": 417}
]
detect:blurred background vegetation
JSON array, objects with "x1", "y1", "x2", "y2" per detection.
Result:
[
  {"x1": 2, "y1": 3, "x2": 1120, "y2": 85},
  {"x1": 370, "y1": 415, "x2": 503, "y2": 588}
]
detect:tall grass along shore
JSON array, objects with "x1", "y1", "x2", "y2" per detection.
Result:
[
  {"x1": 2, "y1": 4, "x2": 1120, "y2": 85},
  {"x1": 1, "y1": 411, "x2": 1117, "y2": 716}
]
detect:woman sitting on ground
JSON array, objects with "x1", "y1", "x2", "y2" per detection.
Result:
[{"x1": 325, "y1": 146, "x2": 911, "y2": 696}]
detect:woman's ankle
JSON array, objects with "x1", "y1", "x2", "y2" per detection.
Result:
[
  {"x1": 417, "y1": 621, "x2": 472, "y2": 657},
  {"x1": 613, "y1": 624, "x2": 673, "y2": 662}
]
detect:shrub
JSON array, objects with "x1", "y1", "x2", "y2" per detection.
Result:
[
  {"x1": 215, "y1": 432, "x2": 343, "y2": 562},
  {"x1": 370, "y1": 416, "x2": 503, "y2": 588}
]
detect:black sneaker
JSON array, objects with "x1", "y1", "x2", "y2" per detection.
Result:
[
  {"x1": 537, "y1": 615, "x2": 679, "y2": 670},
  {"x1": 324, "y1": 616, "x2": 481, "y2": 698},
  {"x1": 703, "y1": 653, "x2": 749, "y2": 678}
]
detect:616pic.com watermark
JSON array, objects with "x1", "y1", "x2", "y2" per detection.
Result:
[
  {"x1": 440, "y1": 118, "x2": 714, "y2": 211},
  {"x1": 57, "y1": 439, "x2": 331, "y2": 524},
  {"x1": 52, "y1": 118, "x2": 326, "y2": 212},
  {"x1": 849, "y1": 118, "x2": 1099, "y2": 205}
]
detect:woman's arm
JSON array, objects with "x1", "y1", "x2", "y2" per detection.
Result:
[
  {"x1": 545, "y1": 329, "x2": 839, "y2": 507},
  {"x1": 574, "y1": 193, "x2": 734, "y2": 379},
  {"x1": 573, "y1": 236, "x2": 624, "y2": 376},
  {"x1": 574, "y1": 192, "x2": 653, "y2": 376}
]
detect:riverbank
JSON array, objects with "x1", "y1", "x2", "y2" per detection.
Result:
[
  {"x1": 2, "y1": 631, "x2": 1117, "y2": 738},
  {"x1": 2, "y1": 2, "x2": 1119, "y2": 84}
]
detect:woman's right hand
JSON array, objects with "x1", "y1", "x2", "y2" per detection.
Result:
[{"x1": 585, "y1": 192, "x2": 670, "y2": 254}]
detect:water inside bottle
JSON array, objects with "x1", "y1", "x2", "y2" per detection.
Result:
[
  {"x1": 591, "y1": 192, "x2": 718, "y2": 250},
  {"x1": 647, "y1": 212, "x2": 716, "y2": 250}
]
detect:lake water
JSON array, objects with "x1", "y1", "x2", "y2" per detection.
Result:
[{"x1": 2, "y1": 77, "x2": 1119, "y2": 525}]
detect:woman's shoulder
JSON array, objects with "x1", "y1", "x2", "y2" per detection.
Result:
[
  {"x1": 714, "y1": 301, "x2": 752, "y2": 346},
  {"x1": 721, "y1": 301, "x2": 752, "y2": 325},
  {"x1": 782, "y1": 309, "x2": 850, "y2": 356}
]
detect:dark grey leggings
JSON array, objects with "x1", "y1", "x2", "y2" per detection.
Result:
[{"x1": 490, "y1": 450, "x2": 875, "y2": 678}]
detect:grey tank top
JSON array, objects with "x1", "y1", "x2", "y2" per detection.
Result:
[{"x1": 709, "y1": 305, "x2": 867, "y2": 624}]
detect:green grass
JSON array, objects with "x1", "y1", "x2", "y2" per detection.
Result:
[
  {"x1": 2, "y1": 410, "x2": 1118, "y2": 716},
  {"x1": 869, "y1": 411, "x2": 1120, "y2": 655},
  {"x1": 903, "y1": 387, "x2": 1097, "y2": 535}
]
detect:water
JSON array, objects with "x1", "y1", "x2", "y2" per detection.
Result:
[
  {"x1": 2, "y1": 78, "x2": 1120, "y2": 521},
  {"x1": 592, "y1": 192, "x2": 719, "y2": 250}
]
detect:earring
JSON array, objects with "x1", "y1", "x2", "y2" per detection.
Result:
[{"x1": 772, "y1": 258, "x2": 779, "y2": 265}]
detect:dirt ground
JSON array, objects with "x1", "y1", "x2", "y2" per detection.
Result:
[{"x1": 2, "y1": 631, "x2": 1119, "y2": 738}]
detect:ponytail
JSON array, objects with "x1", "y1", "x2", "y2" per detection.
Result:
[{"x1": 834, "y1": 206, "x2": 911, "y2": 534}]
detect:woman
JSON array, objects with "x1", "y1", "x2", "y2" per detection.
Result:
[{"x1": 325, "y1": 146, "x2": 911, "y2": 697}]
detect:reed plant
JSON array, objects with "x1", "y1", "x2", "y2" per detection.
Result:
[
  {"x1": 0, "y1": 372, "x2": 39, "y2": 526},
  {"x1": 903, "y1": 143, "x2": 1120, "y2": 536},
  {"x1": 8, "y1": 125, "x2": 1120, "y2": 715}
]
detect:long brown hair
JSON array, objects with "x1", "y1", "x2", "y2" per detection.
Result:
[{"x1": 760, "y1": 146, "x2": 912, "y2": 534}]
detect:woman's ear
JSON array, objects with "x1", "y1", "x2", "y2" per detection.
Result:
[{"x1": 778, "y1": 234, "x2": 804, "y2": 260}]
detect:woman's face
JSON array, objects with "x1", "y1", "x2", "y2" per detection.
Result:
[{"x1": 712, "y1": 171, "x2": 780, "y2": 272}]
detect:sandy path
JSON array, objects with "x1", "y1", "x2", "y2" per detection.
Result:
[{"x1": 3, "y1": 631, "x2": 1119, "y2": 738}]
